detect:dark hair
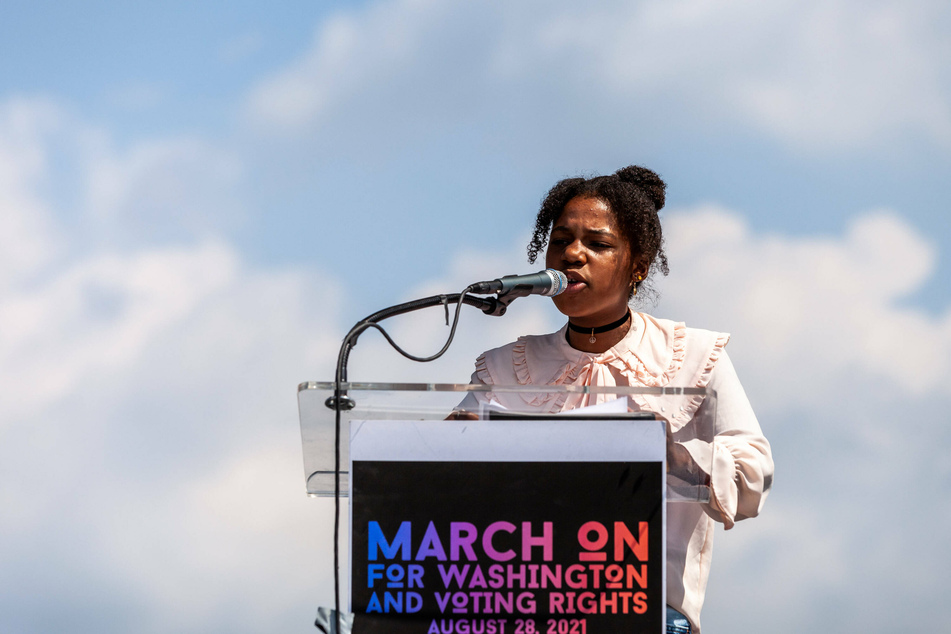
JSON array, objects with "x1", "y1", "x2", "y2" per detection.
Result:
[{"x1": 528, "y1": 165, "x2": 669, "y2": 295}]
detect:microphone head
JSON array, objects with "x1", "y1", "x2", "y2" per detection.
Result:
[{"x1": 542, "y1": 269, "x2": 569, "y2": 296}]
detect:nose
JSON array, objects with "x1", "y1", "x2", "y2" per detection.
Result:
[{"x1": 563, "y1": 239, "x2": 584, "y2": 264}]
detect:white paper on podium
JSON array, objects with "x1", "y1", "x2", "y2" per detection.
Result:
[
  {"x1": 477, "y1": 395, "x2": 629, "y2": 418},
  {"x1": 349, "y1": 405, "x2": 664, "y2": 464}
]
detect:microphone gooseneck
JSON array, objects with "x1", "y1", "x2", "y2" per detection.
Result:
[
  {"x1": 325, "y1": 270, "x2": 566, "y2": 631},
  {"x1": 470, "y1": 269, "x2": 568, "y2": 297}
]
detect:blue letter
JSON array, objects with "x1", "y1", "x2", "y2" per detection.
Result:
[{"x1": 369, "y1": 521, "x2": 412, "y2": 561}]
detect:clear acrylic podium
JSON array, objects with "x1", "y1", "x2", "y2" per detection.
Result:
[
  {"x1": 298, "y1": 382, "x2": 716, "y2": 633},
  {"x1": 297, "y1": 382, "x2": 716, "y2": 503}
]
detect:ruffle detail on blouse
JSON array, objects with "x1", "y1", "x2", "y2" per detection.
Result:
[
  {"x1": 512, "y1": 338, "x2": 532, "y2": 385},
  {"x1": 665, "y1": 322, "x2": 687, "y2": 382},
  {"x1": 512, "y1": 337, "x2": 570, "y2": 410},
  {"x1": 493, "y1": 316, "x2": 730, "y2": 415},
  {"x1": 505, "y1": 317, "x2": 693, "y2": 412},
  {"x1": 616, "y1": 320, "x2": 687, "y2": 387},
  {"x1": 670, "y1": 331, "x2": 731, "y2": 426},
  {"x1": 473, "y1": 353, "x2": 491, "y2": 385}
]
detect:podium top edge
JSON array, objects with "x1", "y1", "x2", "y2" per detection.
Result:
[{"x1": 297, "y1": 381, "x2": 713, "y2": 396}]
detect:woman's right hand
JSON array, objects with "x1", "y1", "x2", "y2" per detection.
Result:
[{"x1": 445, "y1": 409, "x2": 479, "y2": 421}]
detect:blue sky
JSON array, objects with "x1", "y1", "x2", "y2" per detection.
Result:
[{"x1": 1, "y1": 1, "x2": 950, "y2": 633}]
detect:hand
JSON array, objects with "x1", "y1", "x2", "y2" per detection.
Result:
[
  {"x1": 445, "y1": 409, "x2": 479, "y2": 421},
  {"x1": 663, "y1": 417, "x2": 698, "y2": 479}
]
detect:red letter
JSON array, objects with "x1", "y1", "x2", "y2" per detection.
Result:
[
  {"x1": 577, "y1": 521, "x2": 608, "y2": 561},
  {"x1": 614, "y1": 521, "x2": 648, "y2": 562}
]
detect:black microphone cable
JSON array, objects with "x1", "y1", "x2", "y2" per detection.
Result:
[
  {"x1": 324, "y1": 271, "x2": 566, "y2": 632},
  {"x1": 328, "y1": 285, "x2": 497, "y2": 633}
]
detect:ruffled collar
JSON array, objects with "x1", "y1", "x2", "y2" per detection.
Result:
[{"x1": 513, "y1": 312, "x2": 687, "y2": 390}]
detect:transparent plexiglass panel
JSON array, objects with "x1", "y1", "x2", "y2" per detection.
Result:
[{"x1": 298, "y1": 382, "x2": 716, "y2": 503}]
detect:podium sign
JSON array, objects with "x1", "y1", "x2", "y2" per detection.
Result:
[{"x1": 349, "y1": 418, "x2": 666, "y2": 633}]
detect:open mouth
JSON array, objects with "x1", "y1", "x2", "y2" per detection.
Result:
[{"x1": 563, "y1": 273, "x2": 587, "y2": 292}]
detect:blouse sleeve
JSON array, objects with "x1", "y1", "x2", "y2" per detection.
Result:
[
  {"x1": 698, "y1": 350, "x2": 774, "y2": 530},
  {"x1": 455, "y1": 353, "x2": 492, "y2": 412}
]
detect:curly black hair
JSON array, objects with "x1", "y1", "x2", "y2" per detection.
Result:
[{"x1": 528, "y1": 165, "x2": 669, "y2": 296}]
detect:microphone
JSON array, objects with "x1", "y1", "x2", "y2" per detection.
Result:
[{"x1": 470, "y1": 269, "x2": 568, "y2": 297}]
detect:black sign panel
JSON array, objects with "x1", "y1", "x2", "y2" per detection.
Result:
[{"x1": 351, "y1": 460, "x2": 663, "y2": 633}]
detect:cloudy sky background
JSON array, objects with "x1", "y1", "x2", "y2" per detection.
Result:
[{"x1": 1, "y1": 0, "x2": 950, "y2": 632}]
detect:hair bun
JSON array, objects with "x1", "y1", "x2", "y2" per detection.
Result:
[{"x1": 615, "y1": 165, "x2": 666, "y2": 211}]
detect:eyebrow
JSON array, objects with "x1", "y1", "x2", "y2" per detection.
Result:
[{"x1": 551, "y1": 225, "x2": 617, "y2": 237}]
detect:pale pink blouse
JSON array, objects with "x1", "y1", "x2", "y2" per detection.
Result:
[{"x1": 464, "y1": 312, "x2": 773, "y2": 633}]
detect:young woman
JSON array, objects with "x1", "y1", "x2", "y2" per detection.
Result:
[{"x1": 461, "y1": 166, "x2": 774, "y2": 633}]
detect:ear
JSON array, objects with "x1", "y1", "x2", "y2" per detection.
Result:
[{"x1": 631, "y1": 258, "x2": 649, "y2": 283}]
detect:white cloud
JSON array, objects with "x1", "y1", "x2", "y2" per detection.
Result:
[
  {"x1": 707, "y1": 501, "x2": 849, "y2": 618},
  {"x1": 245, "y1": 0, "x2": 951, "y2": 152},
  {"x1": 88, "y1": 444, "x2": 334, "y2": 632},
  {"x1": 729, "y1": 1, "x2": 951, "y2": 149},
  {"x1": 246, "y1": 0, "x2": 464, "y2": 134},
  {"x1": 0, "y1": 241, "x2": 238, "y2": 420},
  {"x1": 82, "y1": 134, "x2": 245, "y2": 242},
  {"x1": 0, "y1": 233, "x2": 343, "y2": 632},
  {"x1": 649, "y1": 206, "x2": 951, "y2": 630},
  {"x1": 0, "y1": 97, "x2": 64, "y2": 286},
  {"x1": 0, "y1": 96, "x2": 340, "y2": 632},
  {"x1": 656, "y1": 205, "x2": 951, "y2": 398}
]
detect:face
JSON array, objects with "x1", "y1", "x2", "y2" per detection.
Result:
[{"x1": 545, "y1": 196, "x2": 641, "y2": 326}]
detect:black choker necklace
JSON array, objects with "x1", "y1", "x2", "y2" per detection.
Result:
[{"x1": 568, "y1": 311, "x2": 631, "y2": 344}]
